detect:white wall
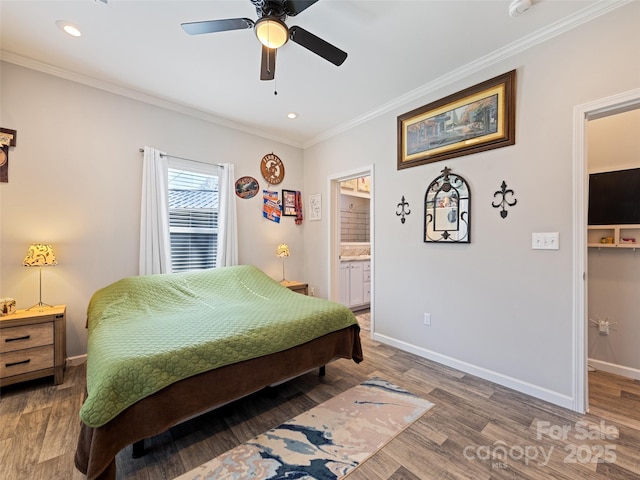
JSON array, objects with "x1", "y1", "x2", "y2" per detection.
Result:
[
  {"x1": 302, "y1": 3, "x2": 640, "y2": 407},
  {"x1": 588, "y1": 249, "x2": 640, "y2": 372},
  {"x1": 588, "y1": 109, "x2": 640, "y2": 173},
  {"x1": 0, "y1": 63, "x2": 304, "y2": 357}
]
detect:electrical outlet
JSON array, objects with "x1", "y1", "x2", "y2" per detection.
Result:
[
  {"x1": 598, "y1": 321, "x2": 610, "y2": 335},
  {"x1": 309, "y1": 287, "x2": 315, "y2": 297},
  {"x1": 423, "y1": 313, "x2": 431, "y2": 326}
]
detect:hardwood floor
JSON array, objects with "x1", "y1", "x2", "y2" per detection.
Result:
[{"x1": 1, "y1": 321, "x2": 639, "y2": 480}]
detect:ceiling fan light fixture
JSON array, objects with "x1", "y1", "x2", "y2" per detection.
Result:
[{"x1": 255, "y1": 17, "x2": 288, "y2": 49}]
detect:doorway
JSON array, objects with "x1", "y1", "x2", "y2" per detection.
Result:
[
  {"x1": 573, "y1": 88, "x2": 640, "y2": 413},
  {"x1": 328, "y1": 166, "x2": 374, "y2": 336},
  {"x1": 586, "y1": 108, "x2": 640, "y2": 379}
]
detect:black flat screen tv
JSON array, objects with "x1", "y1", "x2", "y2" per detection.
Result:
[{"x1": 588, "y1": 167, "x2": 640, "y2": 225}]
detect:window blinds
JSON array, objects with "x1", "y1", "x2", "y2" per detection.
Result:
[{"x1": 168, "y1": 167, "x2": 219, "y2": 272}]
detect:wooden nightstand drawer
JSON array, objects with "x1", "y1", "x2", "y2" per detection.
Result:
[
  {"x1": 1, "y1": 322, "x2": 54, "y2": 353},
  {"x1": 280, "y1": 280, "x2": 309, "y2": 295},
  {"x1": 1, "y1": 345, "x2": 54, "y2": 378},
  {"x1": 0, "y1": 305, "x2": 66, "y2": 386}
]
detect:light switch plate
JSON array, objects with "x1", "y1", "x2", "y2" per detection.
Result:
[{"x1": 532, "y1": 232, "x2": 559, "y2": 250}]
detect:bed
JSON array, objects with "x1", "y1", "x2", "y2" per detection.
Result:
[{"x1": 74, "y1": 265, "x2": 363, "y2": 480}]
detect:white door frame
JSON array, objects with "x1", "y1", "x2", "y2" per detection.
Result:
[
  {"x1": 572, "y1": 88, "x2": 640, "y2": 413},
  {"x1": 327, "y1": 166, "x2": 374, "y2": 333}
]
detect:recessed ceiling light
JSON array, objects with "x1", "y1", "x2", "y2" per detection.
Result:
[
  {"x1": 508, "y1": 0, "x2": 531, "y2": 17},
  {"x1": 55, "y1": 20, "x2": 82, "y2": 37},
  {"x1": 287, "y1": 112, "x2": 298, "y2": 119}
]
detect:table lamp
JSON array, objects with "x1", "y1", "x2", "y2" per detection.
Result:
[
  {"x1": 23, "y1": 243, "x2": 58, "y2": 310},
  {"x1": 276, "y1": 243, "x2": 290, "y2": 281}
]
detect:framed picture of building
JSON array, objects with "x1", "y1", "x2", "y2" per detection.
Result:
[{"x1": 398, "y1": 70, "x2": 516, "y2": 169}]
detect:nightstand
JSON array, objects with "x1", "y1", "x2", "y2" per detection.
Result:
[
  {"x1": 280, "y1": 280, "x2": 309, "y2": 295},
  {"x1": 0, "y1": 305, "x2": 66, "y2": 387}
]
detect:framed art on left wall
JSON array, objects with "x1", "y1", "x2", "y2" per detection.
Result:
[{"x1": 0, "y1": 127, "x2": 17, "y2": 183}]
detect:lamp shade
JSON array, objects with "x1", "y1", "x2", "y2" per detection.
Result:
[
  {"x1": 23, "y1": 244, "x2": 58, "y2": 267},
  {"x1": 276, "y1": 243, "x2": 290, "y2": 258},
  {"x1": 255, "y1": 16, "x2": 289, "y2": 49}
]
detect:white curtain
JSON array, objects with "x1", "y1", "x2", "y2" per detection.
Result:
[
  {"x1": 216, "y1": 163, "x2": 238, "y2": 266},
  {"x1": 139, "y1": 146, "x2": 171, "y2": 275}
]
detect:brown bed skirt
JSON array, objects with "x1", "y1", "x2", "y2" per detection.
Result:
[{"x1": 74, "y1": 325, "x2": 362, "y2": 480}]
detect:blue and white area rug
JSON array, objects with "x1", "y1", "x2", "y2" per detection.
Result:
[{"x1": 175, "y1": 377, "x2": 434, "y2": 480}]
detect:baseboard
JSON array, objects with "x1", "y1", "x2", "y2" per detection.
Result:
[
  {"x1": 67, "y1": 354, "x2": 87, "y2": 367},
  {"x1": 588, "y1": 358, "x2": 640, "y2": 381},
  {"x1": 372, "y1": 332, "x2": 574, "y2": 410}
]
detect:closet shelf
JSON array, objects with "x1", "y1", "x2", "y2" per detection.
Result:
[{"x1": 587, "y1": 224, "x2": 640, "y2": 249}]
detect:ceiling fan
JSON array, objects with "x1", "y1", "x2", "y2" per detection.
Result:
[{"x1": 181, "y1": 0, "x2": 347, "y2": 81}]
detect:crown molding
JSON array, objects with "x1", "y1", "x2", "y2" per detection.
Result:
[
  {"x1": 0, "y1": 51, "x2": 303, "y2": 149},
  {"x1": 304, "y1": 0, "x2": 631, "y2": 148},
  {"x1": 0, "y1": 0, "x2": 628, "y2": 151}
]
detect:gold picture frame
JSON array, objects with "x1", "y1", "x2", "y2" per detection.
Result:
[{"x1": 398, "y1": 70, "x2": 516, "y2": 169}]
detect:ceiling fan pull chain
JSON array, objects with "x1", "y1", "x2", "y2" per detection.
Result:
[{"x1": 274, "y1": 77, "x2": 278, "y2": 96}]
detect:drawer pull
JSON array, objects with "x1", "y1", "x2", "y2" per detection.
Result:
[
  {"x1": 6, "y1": 359, "x2": 31, "y2": 368},
  {"x1": 5, "y1": 335, "x2": 31, "y2": 343}
]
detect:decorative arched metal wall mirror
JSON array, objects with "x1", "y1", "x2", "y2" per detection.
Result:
[{"x1": 424, "y1": 167, "x2": 471, "y2": 243}]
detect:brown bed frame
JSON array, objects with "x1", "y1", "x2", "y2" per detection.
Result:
[{"x1": 75, "y1": 325, "x2": 362, "y2": 480}]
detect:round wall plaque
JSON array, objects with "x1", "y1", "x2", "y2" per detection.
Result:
[
  {"x1": 235, "y1": 176, "x2": 259, "y2": 199},
  {"x1": 260, "y1": 153, "x2": 285, "y2": 185}
]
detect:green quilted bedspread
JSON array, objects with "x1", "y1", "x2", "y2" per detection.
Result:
[{"x1": 80, "y1": 265, "x2": 358, "y2": 428}]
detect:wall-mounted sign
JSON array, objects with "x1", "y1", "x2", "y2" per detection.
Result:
[
  {"x1": 235, "y1": 176, "x2": 259, "y2": 199},
  {"x1": 260, "y1": 153, "x2": 285, "y2": 185}
]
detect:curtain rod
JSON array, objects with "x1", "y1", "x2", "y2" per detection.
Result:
[{"x1": 138, "y1": 147, "x2": 224, "y2": 168}]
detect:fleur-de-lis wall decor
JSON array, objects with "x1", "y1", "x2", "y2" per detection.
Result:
[
  {"x1": 396, "y1": 195, "x2": 411, "y2": 224},
  {"x1": 492, "y1": 180, "x2": 517, "y2": 218}
]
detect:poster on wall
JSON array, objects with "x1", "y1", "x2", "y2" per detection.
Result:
[
  {"x1": 263, "y1": 190, "x2": 281, "y2": 223},
  {"x1": 308, "y1": 193, "x2": 321, "y2": 221}
]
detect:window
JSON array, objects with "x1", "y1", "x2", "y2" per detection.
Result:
[{"x1": 168, "y1": 164, "x2": 219, "y2": 272}]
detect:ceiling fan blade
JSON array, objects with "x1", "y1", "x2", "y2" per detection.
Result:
[
  {"x1": 260, "y1": 45, "x2": 277, "y2": 81},
  {"x1": 289, "y1": 26, "x2": 347, "y2": 66},
  {"x1": 181, "y1": 18, "x2": 254, "y2": 35},
  {"x1": 284, "y1": 0, "x2": 320, "y2": 16}
]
